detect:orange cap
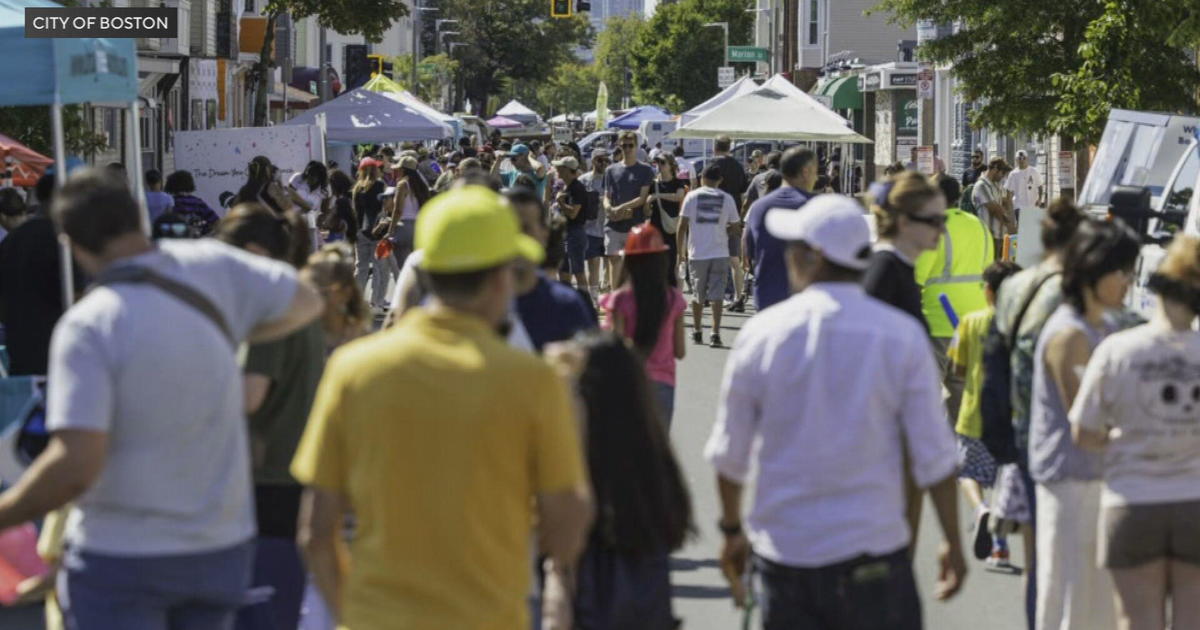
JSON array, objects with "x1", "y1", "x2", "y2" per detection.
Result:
[{"x1": 621, "y1": 221, "x2": 670, "y2": 256}]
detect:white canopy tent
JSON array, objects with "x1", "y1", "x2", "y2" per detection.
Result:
[
  {"x1": 680, "y1": 75, "x2": 760, "y2": 127},
  {"x1": 284, "y1": 88, "x2": 452, "y2": 144},
  {"x1": 672, "y1": 85, "x2": 871, "y2": 143},
  {"x1": 496, "y1": 99, "x2": 541, "y2": 125}
]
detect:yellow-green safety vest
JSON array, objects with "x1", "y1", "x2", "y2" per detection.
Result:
[{"x1": 915, "y1": 208, "x2": 995, "y2": 338}]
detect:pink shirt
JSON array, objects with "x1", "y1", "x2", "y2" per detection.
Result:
[{"x1": 600, "y1": 286, "x2": 686, "y2": 386}]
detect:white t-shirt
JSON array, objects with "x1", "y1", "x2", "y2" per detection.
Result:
[
  {"x1": 46, "y1": 240, "x2": 299, "y2": 555},
  {"x1": 1070, "y1": 322, "x2": 1200, "y2": 508},
  {"x1": 288, "y1": 173, "x2": 328, "y2": 216},
  {"x1": 1005, "y1": 166, "x2": 1040, "y2": 209},
  {"x1": 681, "y1": 186, "x2": 739, "y2": 261},
  {"x1": 972, "y1": 177, "x2": 1006, "y2": 235}
]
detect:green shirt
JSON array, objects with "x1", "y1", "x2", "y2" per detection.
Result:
[
  {"x1": 948, "y1": 308, "x2": 993, "y2": 438},
  {"x1": 245, "y1": 322, "x2": 326, "y2": 485}
]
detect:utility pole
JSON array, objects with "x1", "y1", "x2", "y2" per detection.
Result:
[
  {"x1": 318, "y1": 24, "x2": 329, "y2": 102},
  {"x1": 411, "y1": 3, "x2": 440, "y2": 94}
]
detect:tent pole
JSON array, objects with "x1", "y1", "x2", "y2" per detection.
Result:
[
  {"x1": 128, "y1": 101, "x2": 150, "y2": 235},
  {"x1": 51, "y1": 101, "x2": 74, "y2": 309}
]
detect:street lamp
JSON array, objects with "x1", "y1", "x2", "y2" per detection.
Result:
[
  {"x1": 438, "y1": 31, "x2": 461, "y2": 55},
  {"x1": 745, "y1": 6, "x2": 774, "y2": 75},
  {"x1": 703, "y1": 21, "x2": 729, "y2": 67},
  {"x1": 411, "y1": 3, "x2": 440, "y2": 92}
]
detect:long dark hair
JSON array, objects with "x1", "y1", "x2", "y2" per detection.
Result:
[
  {"x1": 1061, "y1": 218, "x2": 1140, "y2": 313},
  {"x1": 214, "y1": 202, "x2": 311, "y2": 269},
  {"x1": 234, "y1": 156, "x2": 284, "y2": 213},
  {"x1": 302, "y1": 160, "x2": 329, "y2": 193},
  {"x1": 400, "y1": 167, "x2": 431, "y2": 208},
  {"x1": 576, "y1": 331, "x2": 693, "y2": 554},
  {"x1": 329, "y1": 169, "x2": 353, "y2": 198},
  {"x1": 623, "y1": 252, "x2": 670, "y2": 356}
]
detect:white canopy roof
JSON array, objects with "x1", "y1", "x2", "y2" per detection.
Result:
[
  {"x1": 496, "y1": 99, "x2": 540, "y2": 119},
  {"x1": 284, "y1": 88, "x2": 451, "y2": 144},
  {"x1": 680, "y1": 76, "x2": 760, "y2": 126},
  {"x1": 672, "y1": 83, "x2": 872, "y2": 143},
  {"x1": 389, "y1": 89, "x2": 456, "y2": 127}
]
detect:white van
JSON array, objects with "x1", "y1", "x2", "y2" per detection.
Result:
[
  {"x1": 639, "y1": 119, "x2": 707, "y2": 158},
  {"x1": 1088, "y1": 111, "x2": 1200, "y2": 317}
]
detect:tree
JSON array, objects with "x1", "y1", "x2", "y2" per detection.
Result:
[
  {"x1": 535, "y1": 63, "x2": 600, "y2": 116},
  {"x1": 437, "y1": 0, "x2": 592, "y2": 116},
  {"x1": 873, "y1": 0, "x2": 1200, "y2": 144},
  {"x1": 0, "y1": 105, "x2": 107, "y2": 158},
  {"x1": 629, "y1": 0, "x2": 755, "y2": 111},
  {"x1": 392, "y1": 53, "x2": 460, "y2": 107},
  {"x1": 251, "y1": 0, "x2": 410, "y2": 126},
  {"x1": 593, "y1": 15, "x2": 646, "y2": 106}
]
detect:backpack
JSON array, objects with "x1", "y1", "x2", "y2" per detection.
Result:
[
  {"x1": 978, "y1": 272, "x2": 1060, "y2": 464},
  {"x1": 584, "y1": 188, "x2": 600, "y2": 221},
  {"x1": 960, "y1": 183, "x2": 976, "y2": 216}
]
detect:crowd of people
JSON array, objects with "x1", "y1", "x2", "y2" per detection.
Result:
[{"x1": 0, "y1": 124, "x2": 1196, "y2": 630}]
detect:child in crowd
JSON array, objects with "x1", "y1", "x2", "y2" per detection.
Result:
[
  {"x1": 599, "y1": 222, "x2": 687, "y2": 429},
  {"x1": 947, "y1": 260, "x2": 1026, "y2": 572}
]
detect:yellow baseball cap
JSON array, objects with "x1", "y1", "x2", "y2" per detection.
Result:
[{"x1": 416, "y1": 185, "x2": 544, "y2": 273}]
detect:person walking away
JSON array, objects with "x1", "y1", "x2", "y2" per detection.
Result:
[
  {"x1": 213, "y1": 205, "x2": 323, "y2": 630},
  {"x1": 672, "y1": 146, "x2": 696, "y2": 187},
  {"x1": 165, "y1": 170, "x2": 221, "y2": 235},
  {"x1": 0, "y1": 170, "x2": 322, "y2": 629},
  {"x1": 0, "y1": 187, "x2": 82, "y2": 376},
  {"x1": 351, "y1": 157, "x2": 391, "y2": 310},
  {"x1": 709, "y1": 136, "x2": 749, "y2": 310},
  {"x1": 541, "y1": 332, "x2": 692, "y2": 630},
  {"x1": 508, "y1": 187, "x2": 597, "y2": 352},
  {"x1": 863, "y1": 171, "x2": 949, "y2": 544},
  {"x1": 742, "y1": 151, "x2": 782, "y2": 216},
  {"x1": 915, "y1": 175, "x2": 995, "y2": 428},
  {"x1": 288, "y1": 161, "x2": 331, "y2": 251},
  {"x1": 993, "y1": 199, "x2": 1085, "y2": 629},
  {"x1": 973, "y1": 157, "x2": 1016, "y2": 255},
  {"x1": 580, "y1": 149, "x2": 611, "y2": 296},
  {"x1": 599, "y1": 223, "x2": 686, "y2": 428},
  {"x1": 706, "y1": 195, "x2": 966, "y2": 628},
  {"x1": 962, "y1": 148, "x2": 986, "y2": 188},
  {"x1": 318, "y1": 170, "x2": 358, "y2": 245},
  {"x1": 386, "y1": 155, "x2": 432, "y2": 267},
  {"x1": 1071, "y1": 234, "x2": 1200, "y2": 630},
  {"x1": 743, "y1": 147, "x2": 818, "y2": 312},
  {"x1": 553, "y1": 155, "x2": 591, "y2": 294},
  {"x1": 603, "y1": 131, "x2": 654, "y2": 292},
  {"x1": 302, "y1": 243, "x2": 371, "y2": 352},
  {"x1": 1006, "y1": 150, "x2": 1044, "y2": 224},
  {"x1": 1028, "y1": 218, "x2": 1139, "y2": 630},
  {"x1": 947, "y1": 261, "x2": 1026, "y2": 572},
  {"x1": 678, "y1": 165, "x2": 739, "y2": 348},
  {"x1": 647, "y1": 154, "x2": 687, "y2": 287},
  {"x1": 144, "y1": 169, "x2": 173, "y2": 223},
  {"x1": 291, "y1": 185, "x2": 593, "y2": 629}
]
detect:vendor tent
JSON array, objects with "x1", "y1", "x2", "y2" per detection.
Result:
[
  {"x1": 284, "y1": 87, "x2": 451, "y2": 143},
  {"x1": 672, "y1": 86, "x2": 872, "y2": 143},
  {"x1": 0, "y1": 133, "x2": 53, "y2": 187},
  {"x1": 606, "y1": 105, "x2": 672, "y2": 130},
  {"x1": 362, "y1": 74, "x2": 458, "y2": 138},
  {"x1": 487, "y1": 115, "x2": 524, "y2": 129},
  {"x1": 496, "y1": 100, "x2": 541, "y2": 124},
  {"x1": 680, "y1": 75, "x2": 759, "y2": 126}
]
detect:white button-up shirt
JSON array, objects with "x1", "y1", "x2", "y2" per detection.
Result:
[{"x1": 704, "y1": 283, "x2": 957, "y2": 567}]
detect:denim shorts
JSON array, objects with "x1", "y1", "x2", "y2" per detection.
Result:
[
  {"x1": 586, "y1": 235, "x2": 605, "y2": 260},
  {"x1": 58, "y1": 540, "x2": 254, "y2": 630},
  {"x1": 561, "y1": 225, "x2": 588, "y2": 275}
]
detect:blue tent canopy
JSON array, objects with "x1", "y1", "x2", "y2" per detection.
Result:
[
  {"x1": 606, "y1": 105, "x2": 672, "y2": 130},
  {"x1": 0, "y1": 0, "x2": 138, "y2": 106},
  {"x1": 284, "y1": 88, "x2": 451, "y2": 144}
]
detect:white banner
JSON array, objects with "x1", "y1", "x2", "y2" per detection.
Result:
[{"x1": 174, "y1": 125, "x2": 326, "y2": 216}]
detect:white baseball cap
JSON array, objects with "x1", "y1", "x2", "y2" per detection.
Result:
[{"x1": 765, "y1": 195, "x2": 873, "y2": 271}]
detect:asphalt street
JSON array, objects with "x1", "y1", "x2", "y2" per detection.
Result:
[{"x1": 668, "y1": 303, "x2": 1027, "y2": 630}]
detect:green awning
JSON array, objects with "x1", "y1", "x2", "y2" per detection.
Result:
[{"x1": 818, "y1": 75, "x2": 863, "y2": 110}]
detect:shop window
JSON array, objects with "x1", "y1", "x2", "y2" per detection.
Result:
[
  {"x1": 808, "y1": 0, "x2": 819, "y2": 45},
  {"x1": 206, "y1": 99, "x2": 217, "y2": 129},
  {"x1": 190, "y1": 99, "x2": 204, "y2": 130}
]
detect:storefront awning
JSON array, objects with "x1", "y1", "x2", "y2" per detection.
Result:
[{"x1": 818, "y1": 75, "x2": 862, "y2": 110}]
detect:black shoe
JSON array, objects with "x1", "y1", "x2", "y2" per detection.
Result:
[
  {"x1": 730, "y1": 297, "x2": 746, "y2": 313},
  {"x1": 692, "y1": 331, "x2": 703, "y2": 344},
  {"x1": 710, "y1": 333, "x2": 723, "y2": 348},
  {"x1": 972, "y1": 509, "x2": 993, "y2": 560}
]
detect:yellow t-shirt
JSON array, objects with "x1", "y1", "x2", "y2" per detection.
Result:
[
  {"x1": 291, "y1": 308, "x2": 586, "y2": 630},
  {"x1": 947, "y1": 307, "x2": 994, "y2": 439}
]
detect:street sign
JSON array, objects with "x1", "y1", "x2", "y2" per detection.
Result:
[
  {"x1": 419, "y1": 63, "x2": 437, "y2": 72},
  {"x1": 717, "y1": 66, "x2": 735, "y2": 88},
  {"x1": 915, "y1": 146, "x2": 935, "y2": 175},
  {"x1": 917, "y1": 19, "x2": 938, "y2": 44},
  {"x1": 727, "y1": 46, "x2": 770, "y2": 63},
  {"x1": 1057, "y1": 150, "x2": 1076, "y2": 190},
  {"x1": 917, "y1": 65, "x2": 934, "y2": 99}
]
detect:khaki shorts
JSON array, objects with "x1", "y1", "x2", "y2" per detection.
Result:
[
  {"x1": 1101, "y1": 499, "x2": 1200, "y2": 568},
  {"x1": 690, "y1": 257, "x2": 730, "y2": 302}
]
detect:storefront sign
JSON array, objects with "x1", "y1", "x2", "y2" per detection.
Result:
[
  {"x1": 916, "y1": 146, "x2": 935, "y2": 175},
  {"x1": 1057, "y1": 150, "x2": 1076, "y2": 190},
  {"x1": 860, "y1": 72, "x2": 882, "y2": 92},
  {"x1": 889, "y1": 73, "x2": 917, "y2": 88},
  {"x1": 898, "y1": 96, "x2": 919, "y2": 136}
]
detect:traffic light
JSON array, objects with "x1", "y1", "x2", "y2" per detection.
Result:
[
  {"x1": 344, "y1": 45, "x2": 370, "y2": 90},
  {"x1": 551, "y1": 0, "x2": 571, "y2": 18},
  {"x1": 576, "y1": 0, "x2": 591, "y2": 11}
]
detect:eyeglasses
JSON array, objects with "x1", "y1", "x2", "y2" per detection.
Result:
[{"x1": 908, "y1": 214, "x2": 947, "y2": 229}]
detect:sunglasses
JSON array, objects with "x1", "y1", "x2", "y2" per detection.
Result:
[{"x1": 908, "y1": 214, "x2": 947, "y2": 229}]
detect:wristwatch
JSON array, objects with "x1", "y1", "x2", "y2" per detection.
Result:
[{"x1": 718, "y1": 519, "x2": 743, "y2": 537}]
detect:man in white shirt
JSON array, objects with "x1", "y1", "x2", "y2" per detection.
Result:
[
  {"x1": 677, "y1": 164, "x2": 740, "y2": 348},
  {"x1": 1005, "y1": 150, "x2": 1043, "y2": 220},
  {"x1": 973, "y1": 157, "x2": 1016, "y2": 253},
  {"x1": 704, "y1": 195, "x2": 966, "y2": 629}
]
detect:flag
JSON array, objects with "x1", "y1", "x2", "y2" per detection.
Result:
[{"x1": 595, "y1": 82, "x2": 609, "y2": 130}]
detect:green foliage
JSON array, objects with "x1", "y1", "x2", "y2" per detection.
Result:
[
  {"x1": 391, "y1": 53, "x2": 460, "y2": 105},
  {"x1": 535, "y1": 63, "x2": 600, "y2": 116},
  {"x1": 0, "y1": 105, "x2": 107, "y2": 158},
  {"x1": 438, "y1": 0, "x2": 593, "y2": 115},
  {"x1": 628, "y1": 0, "x2": 755, "y2": 111},
  {"x1": 874, "y1": 0, "x2": 1200, "y2": 144},
  {"x1": 593, "y1": 15, "x2": 646, "y2": 104}
]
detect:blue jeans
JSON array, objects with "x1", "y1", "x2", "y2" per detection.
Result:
[
  {"x1": 754, "y1": 548, "x2": 920, "y2": 630},
  {"x1": 654, "y1": 381, "x2": 675, "y2": 431},
  {"x1": 562, "y1": 225, "x2": 588, "y2": 275},
  {"x1": 58, "y1": 540, "x2": 254, "y2": 630},
  {"x1": 234, "y1": 537, "x2": 306, "y2": 630}
]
